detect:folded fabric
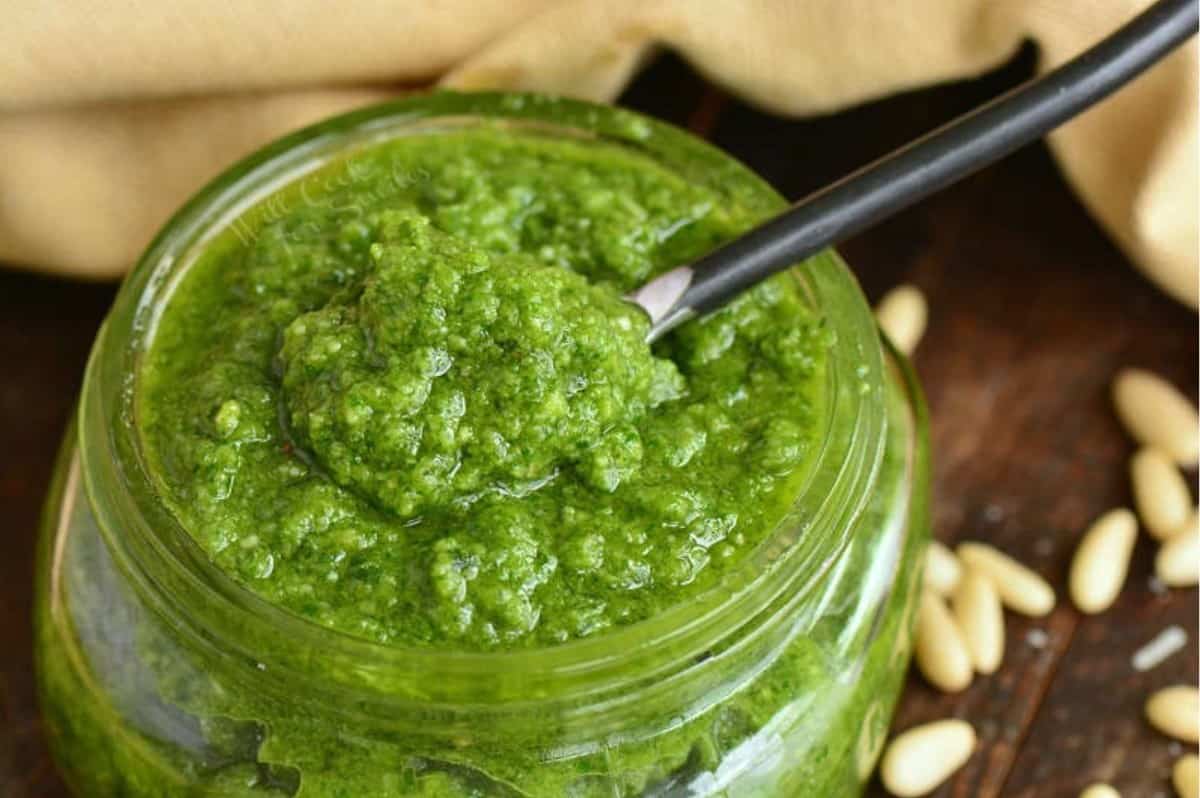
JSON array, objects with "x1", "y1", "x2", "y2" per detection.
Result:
[{"x1": 3, "y1": 0, "x2": 1195, "y2": 307}]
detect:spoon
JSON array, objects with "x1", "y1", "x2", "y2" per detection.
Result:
[{"x1": 629, "y1": 0, "x2": 1198, "y2": 342}]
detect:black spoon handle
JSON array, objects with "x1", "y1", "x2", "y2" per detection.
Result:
[{"x1": 635, "y1": 0, "x2": 1199, "y2": 341}]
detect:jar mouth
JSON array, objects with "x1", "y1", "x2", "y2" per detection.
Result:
[{"x1": 78, "y1": 91, "x2": 887, "y2": 709}]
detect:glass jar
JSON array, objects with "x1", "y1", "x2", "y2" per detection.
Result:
[{"x1": 34, "y1": 92, "x2": 930, "y2": 797}]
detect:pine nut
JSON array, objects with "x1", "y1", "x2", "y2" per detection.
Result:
[
  {"x1": 879, "y1": 719, "x2": 975, "y2": 797},
  {"x1": 957, "y1": 542, "x2": 1056, "y2": 617},
  {"x1": 952, "y1": 570, "x2": 1004, "y2": 674},
  {"x1": 915, "y1": 589, "x2": 973, "y2": 692},
  {"x1": 1112, "y1": 369, "x2": 1200, "y2": 466},
  {"x1": 924, "y1": 541, "x2": 962, "y2": 595},
  {"x1": 1069, "y1": 508, "x2": 1137, "y2": 613},
  {"x1": 876, "y1": 285, "x2": 927, "y2": 356},
  {"x1": 1174, "y1": 754, "x2": 1199, "y2": 798},
  {"x1": 1132, "y1": 625, "x2": 1188, "y2": 672},
  {"x1": 1156, "y1": 528, "x2": 1200, "y2": 588},
  {"x1": 1131, "y1": 448, "x2": 1193, "y2": 540},
  {"x1": 1146, "y1": 685, "x2": 1200, "y2": 742},
  {"x1": 1079, "y1": 786, "x2": 1120, "y2": 798}
]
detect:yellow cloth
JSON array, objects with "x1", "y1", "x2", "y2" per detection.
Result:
[{"x1": 2, "y1": 1, "x2": 1196, "y2": 307}]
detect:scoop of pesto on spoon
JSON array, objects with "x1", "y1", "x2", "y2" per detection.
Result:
[{"x1": 279, "y1": 211, "x2": 683, "y2": 520}]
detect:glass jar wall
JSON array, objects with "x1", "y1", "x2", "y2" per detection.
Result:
[{"x1": 34, "y1": 93, "x2": 930, "y2": 797}]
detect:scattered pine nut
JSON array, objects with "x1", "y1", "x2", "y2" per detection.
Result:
[
  {"x1": 957, "y1": 542, "x2": 1056, "y2": 617},
  {"x1": 915, "y1": 589, "x2": 973, "y2": 692},
  {"x1": 952, "y1": 570, "x2": 1005, "y2": 674},
  {"x1": 1131, "y1": 448, "x2": 1193, "y2": 540},
  {"x1": 1175, "y1": 754, "x2": 1199, "y2": 798},
  {"x1": 924, "y1": 541, "x2": 962, "y2": 595},
  {"x1": 875, "y1": 285, "x2": 928, "y2": 356},
  {"x1": 1156, "y1": 528, "x2": 1200, "y2": 588},
  {"x1": 1132, "y1": 625, "x2": 1189, "y2": 672},
  {"x1": 879, "y1": 719, "x2": 975, "y2": 797},
  {"x1": 1069, "y1": 508, "x2": 1137, "y2": 614},
  {"x1": 1112, "y1": 369, "x2": 1200, "y2": 466},
  {"x1": 1146, "y1": 685, "x2": 1200, "y2": 743},
  {"x1": 1079, "y1": 785, "x2": 1120, "y2": 798}
]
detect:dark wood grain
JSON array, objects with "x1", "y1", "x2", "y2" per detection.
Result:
[
  {"x1": 2, "y1": 53, "x2": 1196, "y2": 797},
  {"x1": 0, "y1": 271, "x2": 116, "y2": 797}
]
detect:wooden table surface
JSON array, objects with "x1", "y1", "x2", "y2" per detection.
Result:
[{"x1": 2, "y1": 53, "x2": 1196, "y2": 797}]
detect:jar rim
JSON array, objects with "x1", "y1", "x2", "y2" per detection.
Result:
[{"x1": 78, "y1": 91, "x2": 887, "y2": 712}]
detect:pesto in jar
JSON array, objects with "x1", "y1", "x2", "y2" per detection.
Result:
[
  {"x1": 141, "y1": 125, "x2": 830, "y2": 650},
  {"x1": 38, "y1": 96, "x2": 927, "y2": 798}
]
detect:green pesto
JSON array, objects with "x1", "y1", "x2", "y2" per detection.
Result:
[
  {"x1": 35, "y1": 100, "x2": 928, "y2": 798},
  {"x1": 39, "y1": 371, "x2": 921, "y2": 797},
  {"x1": 277, "y1": 211, "x2": 685, "y2": 517},
  {"x1": 140, "y1": 126, "x2": 829, "y2": 649}
]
